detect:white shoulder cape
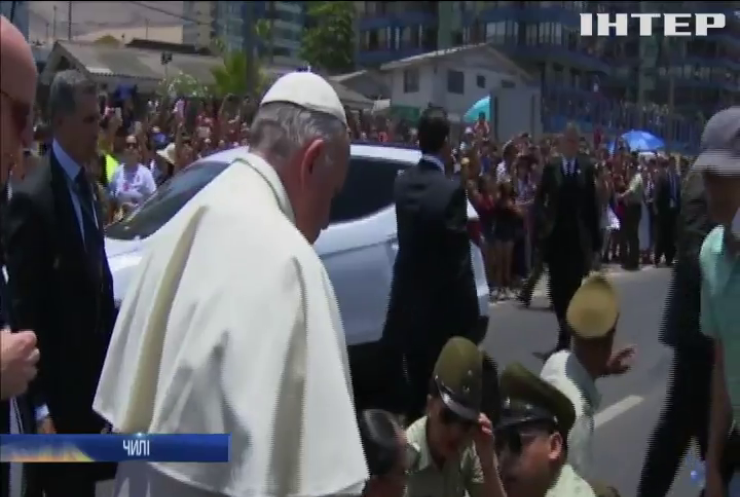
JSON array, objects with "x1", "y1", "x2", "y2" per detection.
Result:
[{"x1": 94, "y1": 153, "x2": 368, "y2": 496}]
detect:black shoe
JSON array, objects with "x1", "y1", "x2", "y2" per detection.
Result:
[{"x1": 517, "y1": 292, "x2": 531, "y2": 308}]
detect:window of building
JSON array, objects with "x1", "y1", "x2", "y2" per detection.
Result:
[
  {"x1": 476, "y1": 74, "x2": 486, "y2": 88},
  {"x1": 403, "y1": 67, "x2": 420, "y2": 93},
  {"x1": 447, "y1": 70, "x2": 465, "y2": 94}
]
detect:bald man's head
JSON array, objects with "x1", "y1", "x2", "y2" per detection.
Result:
[
  {"x1": 1, "y1": 15, "x2": 37, "y2": 184},
  {"x1": 0, "y1": 15, "x2": 36, "y2": 103}
]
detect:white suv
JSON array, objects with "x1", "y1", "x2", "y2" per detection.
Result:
[{"x1": 105, "y1": 144, "x2": 491, "y2": 400}]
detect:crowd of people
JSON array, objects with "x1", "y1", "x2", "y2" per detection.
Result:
[{"x1": 2, "y1": 12, "x2": 740, "y2": 497}]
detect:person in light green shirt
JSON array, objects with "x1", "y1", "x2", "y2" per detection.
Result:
[
  {"x1": 693, "y1": 106, "x2": 740, "y2": 497},
  {"x1": 405, "y1": 337, "x2": 505, "y2": 497}
]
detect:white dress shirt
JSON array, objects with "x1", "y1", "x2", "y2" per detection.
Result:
[
  {"x1": 541, "y1": 350, "x2": 601, "y2": 479},
  {"x1": 561, "y1": 157, "x2": 577, "y2": 176}
]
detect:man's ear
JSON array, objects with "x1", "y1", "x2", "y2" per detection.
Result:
[{"x1": 548, "y1": 431, "x2": 565, "y2": 463}]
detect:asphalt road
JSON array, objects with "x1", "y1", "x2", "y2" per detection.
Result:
[{"x1": 483, "y1": 265, "x2": 703, "y2": 497}]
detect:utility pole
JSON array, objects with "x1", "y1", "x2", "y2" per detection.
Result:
[
  {"x1": 67, "y1": 0, "x2": 72, "y2": 40},
  {"x1": 52, "y1": 5, "x2": 57, "y2": 39},
  {"x1": 242, "y1": 2, "x2": 257, "y2": 96}
]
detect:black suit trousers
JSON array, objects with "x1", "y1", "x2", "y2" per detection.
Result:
[
  {"x1": 655, "y1": 210, "x2": 678, "y2": 264},
  {"x1": 622, "y1": 204, "x2": 642, "y2": 268},
  {"x1": 637, "y1": 339, "x2": 730, "y2": 497},
  {"x1": 547, "y1": 251, "x2": 584, "y2": 350}
]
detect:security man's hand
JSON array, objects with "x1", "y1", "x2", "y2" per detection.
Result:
[
  {"x1": 473, "y1": 413, "x2": 495, "y2": 465},
  {"x1": 37, "y1": 416, "x2": 56, "y2": 434},
  {"x1": 0, "y1": 329, "x2": 39, "y2": 400}
]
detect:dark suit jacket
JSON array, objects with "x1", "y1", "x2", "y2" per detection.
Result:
[
  {"x1": 533, "y1": 155, "x2": 601, "y2": 258},
  {"x1": 3, "y1": 150, "x2": 115, "y2": 434},
  {"x1": 654, "y1": 171, "x2": 682, "y2": 216},
  {"x1": 660, "y1": 171, "x2": 716, "y2": 349},
  {"x1": 383, "y1": 158, "x2": 480, "y2": 346}
]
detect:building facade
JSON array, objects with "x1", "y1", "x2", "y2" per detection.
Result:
[
  {"x1": 356, "y1": 0, "x2": 740, "y2": 150},
  {"x1": 183, "y1": 0, "x2": 305, "y2": 67},
  {"x1": 0, "y1": 0, "x2": 29, "y2": 38}
]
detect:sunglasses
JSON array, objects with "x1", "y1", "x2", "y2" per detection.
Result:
[
  {"x1": 494, "y1": 427, "x2": 550, "y2": 455},
  {"x1": 1, "y1": 89, "x2": 32, "y2": 139},
  {"x1": 440, "y1": 406, "x2": 477, "y2": 431},
  {"x1": 125, "y1": 142, "x2": 138, "y2": 149}
]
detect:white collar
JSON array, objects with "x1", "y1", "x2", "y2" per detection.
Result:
[
  {"x1": 421, "y1": 154, "x2": 445, "y2": 173},
  {"x1": 234, "y1": 152, "x2": 296, "y2": 224}
]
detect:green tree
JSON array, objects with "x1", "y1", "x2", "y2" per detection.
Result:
[
  {"x1": 209, "y1": 21, "x2": 271, "y2": 98},
  {"x1": 300, "y1": 1, "x2": 355, "y2": 73}
]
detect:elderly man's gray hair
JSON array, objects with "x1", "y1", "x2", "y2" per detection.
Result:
[
  {"x1": 49, "y1": 70, "x2": 97, "y2": 121},
  {"x1": 250, "y1": 102, "x2": 347, "y2": 163}
]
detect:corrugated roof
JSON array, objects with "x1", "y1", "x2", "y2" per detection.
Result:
[
  {"x1": 53, "y1": 40, "x2": 222, "y2": 84},
  {"x1": 380, "y1": 43, "x2": 534, "y2": 84},
  {"x1": 47, "y1": 41, "x2": 374, "y2": 108}
]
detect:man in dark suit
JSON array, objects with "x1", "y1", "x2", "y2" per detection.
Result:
[
  {"x1": 636, "y1": 171, "x2": 727, "y2": 496},
  {"x1": 1, "y1": 15, "x2": 42, "y2": 497},
  {"x1": 4, "y1": 70, "x2": 116, "y2": 497},
  {"x1": 533, "y1": 123, "x2": 600, "y2": 354},
  {"x1": 653, "y1": 156, "x2": 681, "y2": 266},
  {"x1": 381, "y1": 107, "x2": 481, "y2": 422}
]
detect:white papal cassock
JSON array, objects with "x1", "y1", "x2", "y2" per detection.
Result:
[{"x1": 93, "y1": 152, "x2": 369, "y2": 497}]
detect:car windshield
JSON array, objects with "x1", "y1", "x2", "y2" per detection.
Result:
[
  {"x1": 105, "y1": 154, "x2": 409, "y2": 241},
  {"x1": 105, "y1": 161, "x2": 229, "y2": 240}
]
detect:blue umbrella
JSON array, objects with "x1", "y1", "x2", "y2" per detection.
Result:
[
  {"x1": 619, "y1": 130, "x2": 665, "y2": 152},
  {"x1": 463, "y1": 96, "x2": 494, "y2": 123}
]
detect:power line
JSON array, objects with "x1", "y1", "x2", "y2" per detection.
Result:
[{"x1": 127, "y1": 1, "x2": 205, "y2": 26}]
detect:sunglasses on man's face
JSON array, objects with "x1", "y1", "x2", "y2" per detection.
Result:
[
  {"x1": 495, "y1": 427, "x2": 550, "y2": 456},
  {"x1": 1, "y1": 90, "x2": 32, "y2": 139},
  {"x1": 440, "y1": 406, "x2": 476, "y2": 431}
]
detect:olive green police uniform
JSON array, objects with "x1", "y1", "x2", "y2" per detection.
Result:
[
  {"x1": 405, "y1": 337, "x2": 488, "y2": 497},
  {"x1": 498, "y1": 362, "x2": 597, "y2": 497}
]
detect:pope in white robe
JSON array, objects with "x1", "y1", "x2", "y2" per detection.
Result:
[{"x1": 93, "y1": 149, "x2": 369, "y2": 496}]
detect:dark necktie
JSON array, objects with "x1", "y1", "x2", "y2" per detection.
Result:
[{"x1": 74, "y1": 171, "x2": 100, "y2": 253}]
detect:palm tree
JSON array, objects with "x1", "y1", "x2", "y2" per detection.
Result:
[{"x1": 209, "y1": 38, "x2": 259, "y2": 97}]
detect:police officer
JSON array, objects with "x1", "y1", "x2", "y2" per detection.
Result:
[
  {"x1": 496, "y1": 362, "x2": 596, "y2": 497},
  {"x1": 540, "y1": 274, "x2": 633, "y2": 495},
  {"x1": 405, "y1": 337, "x2": 506, "y2": 497}
]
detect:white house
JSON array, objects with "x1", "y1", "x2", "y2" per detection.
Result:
[{"x1": 384, "y1": 44, "x2": 534, "y2": 122}]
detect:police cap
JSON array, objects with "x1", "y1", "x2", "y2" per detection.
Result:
[
  {"x1": 433, "y1": 337, "x2": 483, "y2": 422},
  {"x1": 497, "y1": 362, "x2": 576, "y2": 437},
  {"x1": 566, "y1": 273, "x2": 619, "y2": 340}
]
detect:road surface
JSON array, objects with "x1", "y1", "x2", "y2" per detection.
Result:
[{"x1": 484, "y1": 265, "x2": 701, "y2": 496}]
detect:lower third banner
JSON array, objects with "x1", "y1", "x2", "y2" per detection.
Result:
[{"x1": 0, "y1": 434, "x2": 230, "y2": 462}]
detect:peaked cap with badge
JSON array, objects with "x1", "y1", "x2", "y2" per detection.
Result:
[
  {"x1": 433, "y1": 337, "x2": 483, "y2": 422},
  {"x1": 497, "y1": 362, "x2": 576, "y2": 438},
  {"x1": 566, "y1": 273, "x2": 619, "y2": 340}
]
